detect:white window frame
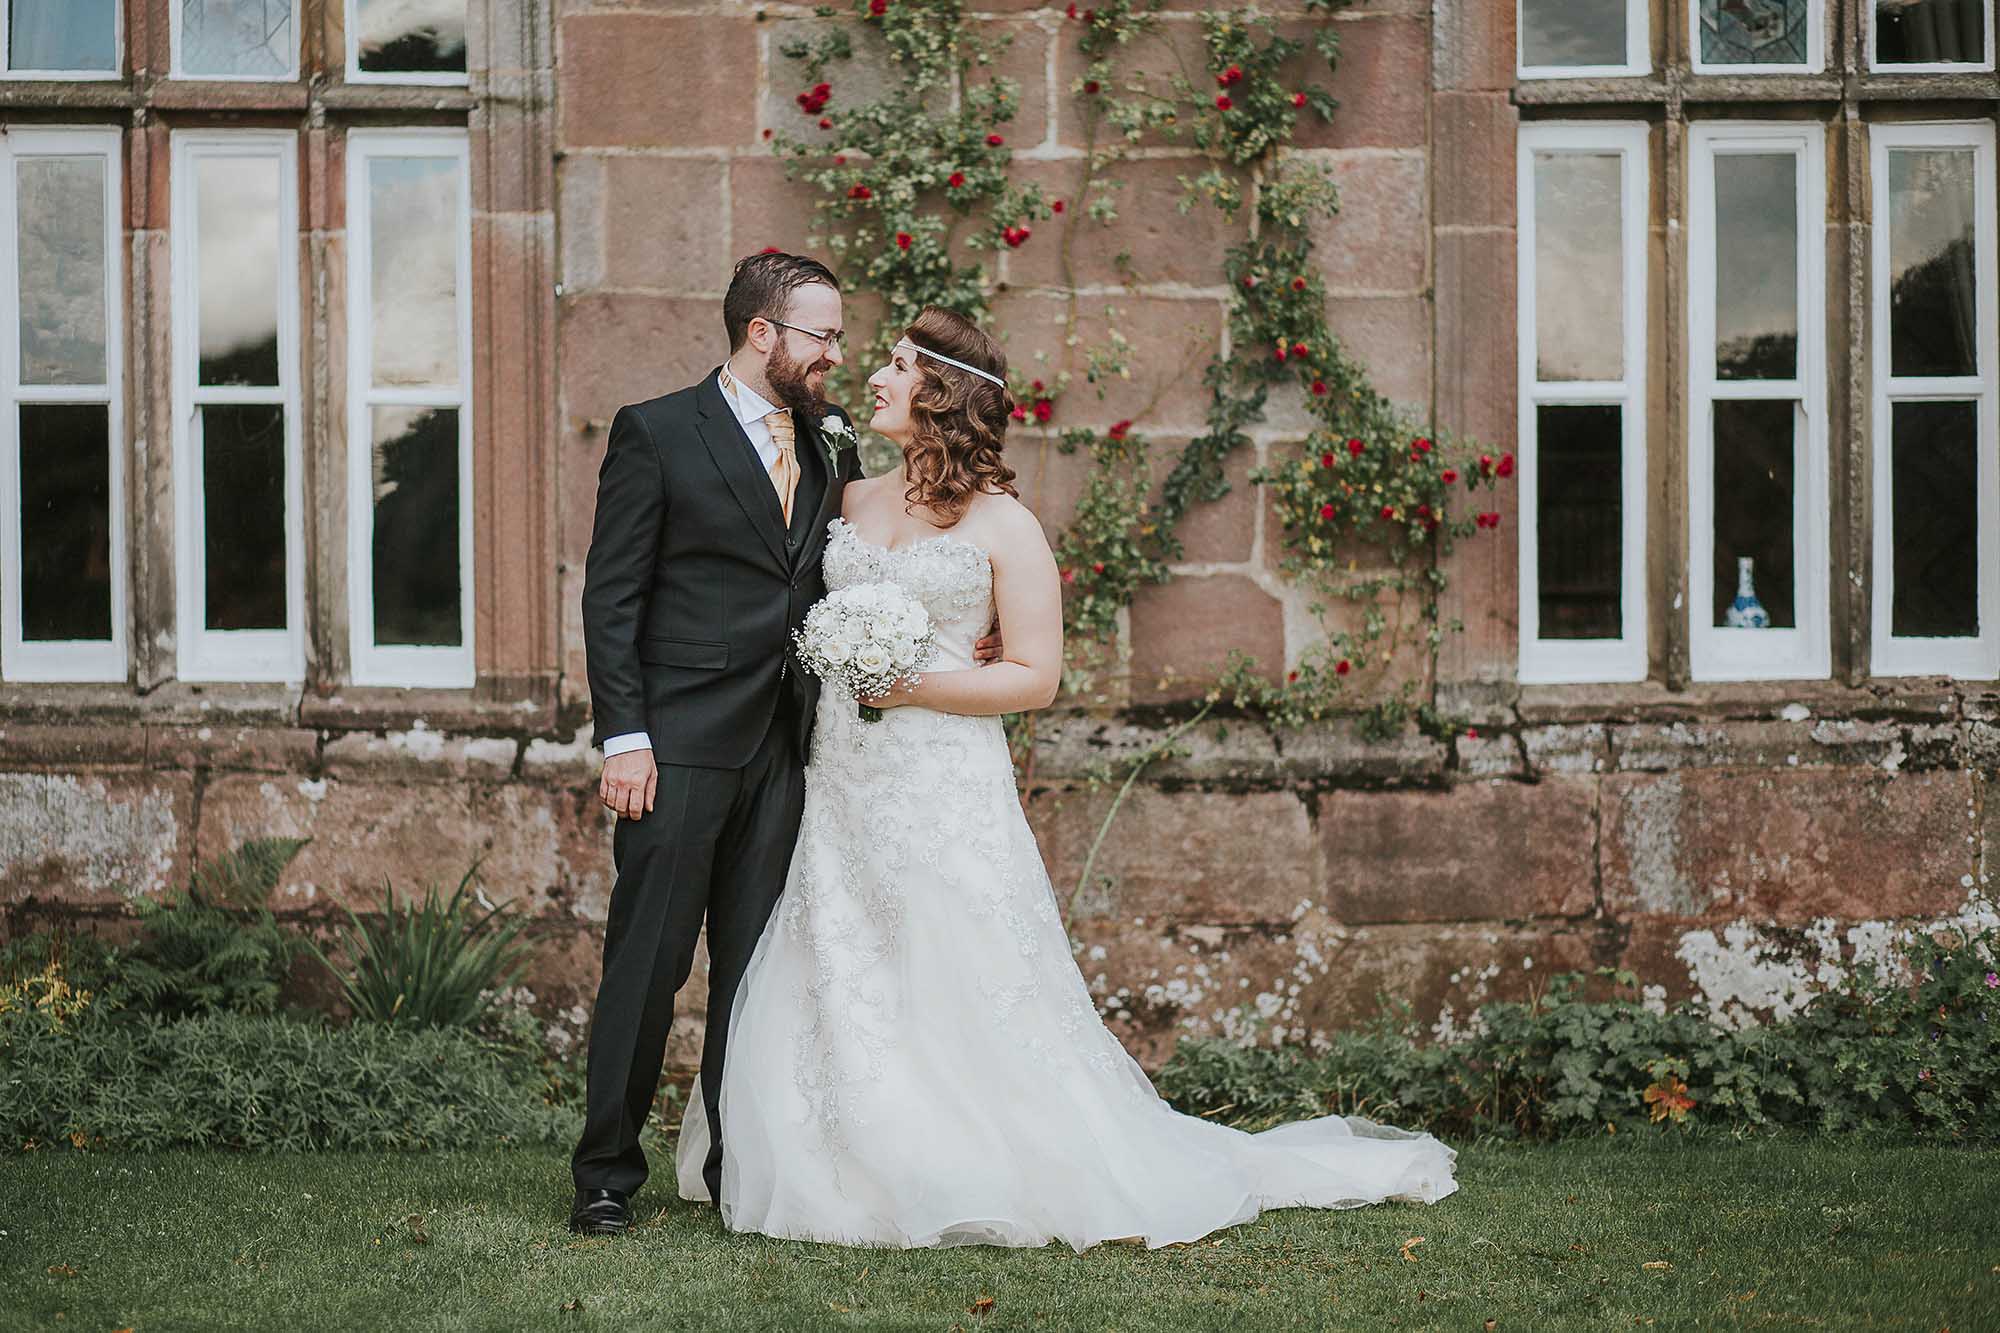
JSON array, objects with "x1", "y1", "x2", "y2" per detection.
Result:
[
  {"x1": 1517, "y1": 0, "x2": 1649, "y2": 79},
  {"x1": 1869, "y1": 121, "x2": 2000, "y2": 679},
  {"x1": 1517, "y1": 122, "x2": 1651, "y2": 683},
  {"x1": 344, "y1": 0, "x2": 469, "y2": 87},
  {"x1": 0, "y1": 128, "x2": 126, "y2": 682},
  {"x1": 1866, "y1": 0, "x2": 1997, "y2": 72},
  {"x1": 345, "y1": 130, "x2": 474, "y2": 687},
  {"x1": 170, "y1": 130, "x2": 305, "y2": 683},
  {"x1": 1690, "y1": 0, "x2": 1825, "y2": 75},
  {"x1": 171, "y1": 0, "x2": 300, "y2": 82},
  {"x1": 0, "y1": 2, "x2": 124, "y2": 80},
  {"x1": 1687, "y1": 122, "x2": 1830, "y2": 681}
]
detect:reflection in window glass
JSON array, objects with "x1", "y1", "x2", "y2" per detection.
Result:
[
  {"x1": 1711, "y1": 400, "x2": 1797, "y2": 629},
  {"x1": 8, "y1": 0, "x2": 118, "y2": 71},
  {"x1": 371, "y1": 407, "x2": 461, "y2": 646},
  {"x1": 201, "y1": 403, "x2": 287, "y2": 631},
  {"x1": 1699, "y1": 0, "x2": 1810, "y2": 64},
  {"x1": 370, "y1": 157, "x2": 461, "y2": 386},
  {"x1": 1536, "y1": 404, "x2": 1625, "y2": 639},
  {"x1": 1876, "y1": 0, "x2": 1987, "y2": 63},
  {"x1": 353, "y1": 0, "x2": 466, "y2": 75},
  {"x1": 195, "y1": 153, "x2": 281, "y2": 386},
  {"x1": 1521, "y1": 0, "x2": 1628, "y2": 67},
  {"x1": 19, "y1": 405, "x2": 112, "y2": 642},
  {"x1": 15, "y1": 156, "x2": 106, "y2": 386},
  {"x1": 1887, "y1": 148, "x2": 1979, "y2": 379},
  {"x1": 1715, "y1": 154, "x2": 1798, "y2": 380},
  {"x1": 1890, "y1": 400, "x2": 1979, "y2": 637},
  {"x1": 179, "y1": 0, "x2": 293, "y2": 77},
  {"x1": 1534, "y1": 151, "x2": 1624, "y2": 382}
]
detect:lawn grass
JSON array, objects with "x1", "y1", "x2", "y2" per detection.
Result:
[{"x1": 3, "y1": 1134, "x2": 1995, "y2": 1331}]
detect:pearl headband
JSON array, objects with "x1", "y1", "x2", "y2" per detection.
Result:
[{"x1": 894, "y1": 338, "x2": 1006, "y2": 388}]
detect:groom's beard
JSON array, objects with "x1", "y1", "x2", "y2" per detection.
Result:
[{"x1": 766, "y1": 337, "x2": 831, "y2": 418}]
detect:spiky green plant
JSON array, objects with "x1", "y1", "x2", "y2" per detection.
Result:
[{"x1": 308, "y1": 863, "x2": 532, "y2": 1029}]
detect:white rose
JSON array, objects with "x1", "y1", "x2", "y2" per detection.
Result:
[
  {"x1": 898, "y1": 606, "x2": 927, "y2": 635},
  {"x1": 855, "y1": 646, "x2": 889, "y2": 675},
  {"x1": 867, "y1": 615, "x2": 900, "y2": 642},
  {"x1": 820, "y1": 637, "x2": 853, "y2": 666},
  {"x1": 830, "y1": 616, "x2": 864, "y2": 646}
]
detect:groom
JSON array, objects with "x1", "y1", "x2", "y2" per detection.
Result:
[{"x1": 568, "y1": 252, "x2": 994, "y2": 1234}]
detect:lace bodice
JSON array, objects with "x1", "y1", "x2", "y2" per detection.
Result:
[{"x1": 821, "y1": 517, "x2": 994, "y2": 671}]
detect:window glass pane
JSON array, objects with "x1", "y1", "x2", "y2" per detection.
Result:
[
  {"x1": 1521, "y1": 0, "x2": 1629, "y2": 66},
  {"x1": 1536, "y1": 404, "x2": 1624, "y2": 639},
  {"x1": 1876, "y1": 0, "x2": 1987, "y2": 63},
  {"x1": 1699, "y1": 0, "x2": 1810, "y2": 64},
  {"x1": 1887, "y1": 147, "x2": 1979, "y2": 379},
  {"x1": 354, "y1": 0, "x2": 466, "y2": 75},
  {"x1": 200, "y1": 404, "x2": 287, "y2": 631},
  {"x1": 1711, "y1": 399, "x2": 1797, "y2": 629},
  {"x1": 371, "y1": 406, "x2": 460, "y2": 646},
  {"x1": 1534, "y1": 151, "x2": 1625, "y2": 382},
  {"x1": 1889, "y1": 399, "x2": 1978, "y2": 637},
  {"x1": 15, "y1": 156, "x2": 106, "y2": 386},
  {"x1": 370, "y1": 156, "x2": 461, "y2": 387},
  {"x1": 8, "y1": 0, "x2": 118, "y2": 71},
  {"x1": 195, "y1": 153, "x2": 281, "y2": 387},
  {"x1": 18, "y1": 404, "x2": 112, "y2": 642},
  {"x1": 179, "y1": 0, "x2": 292, "y2": 77},
  {"x1": 1715, "y1": 153, "x2": 1798, "y2": 381}
]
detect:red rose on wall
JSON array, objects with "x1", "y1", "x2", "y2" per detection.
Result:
[
  {"x1": 1319, "y1": 503, "x2": 1336, "y2": 520},
  {"x1": 895, "y1": 232, "x2": 912, "y2": 250},
  {"x1": 1347, "y1": 437, "x2": 1364, "y2": 457},
  {"x1": 1497, "y1": 453, "x2": 1515, "y2": 478},
  {"x1": 1215, "y1": 95, "x2": 1233, "y2": 111},
  {"x1": 1108, "y1": 420, "x2": 1131, "y2": 439},
  {"x1": 986, "y1": 133, "x2": 1005, "y2": 147},
  {"x1": 1441, "y1": 468, "x2": 1458, "y2": 484},
  {"x1": 847, "y1": 184, "x2": 872, "y2": 200},
  {"x1": 1311, "y1": 380, "x2": 1327, "y2": 396},
  {"x1": 1033, "y1": 398, "x2": 1053, "y2": 422},
  {"x1": 1335, "y1": 659, "x2": 1351, "y2": 675},
  {"x1": 948, "y1": 171, "x2": 966, "y2": 188},
  {"x1": 869, "y1": 0, "x2": 888, "y2": 14},
  {"x1": 1293, "y1": 92, "x2": 1307, "y2": 108}
]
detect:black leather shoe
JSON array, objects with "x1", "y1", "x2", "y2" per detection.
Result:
[{"x1": 568, "y1": 1187, "x2": 632, "y2": 1235}]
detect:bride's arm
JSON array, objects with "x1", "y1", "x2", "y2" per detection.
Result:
[{"x1": 864, "y1": 500, "x2": 1063, "y2": 716}]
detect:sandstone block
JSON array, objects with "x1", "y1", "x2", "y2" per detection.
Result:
[
  {"x1": 1003, "y1": 157, "x2": 1246, "y2": 290},
  {"x1": 559, "y1": 15, "x2": 757, "y2": 149},
  {"x1": 0, "y1": 771, "x2": 192, "y2": 904},
  {"x1": 560, "y1": 294, "x2": 724, "y2": 420},
  {"x1": 1601, "y1": 769, "x2": 1977, "y2": 923},
  {"x1": 1306, "y1": 152, "x2": 1428, "y2": 295},
  {"x1": 1280, "y1": 15, "x2": 1429, "y2": 151},
  {"x1": 1128, "y1": 573, "x2": 1285, "y2": 703},
  {"x1": 1318, "y1": 777, "x2": 1596, "y2": 922},
  {"x1": 1028, "y1": 783, "x2": 1320, "y2": 927}
]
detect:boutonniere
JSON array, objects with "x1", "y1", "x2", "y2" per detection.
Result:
[{"x1": 818, "y1": 414, "x2": 857, "y2": 469}]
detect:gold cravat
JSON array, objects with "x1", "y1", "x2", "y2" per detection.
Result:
[
  {"x1": 764, "y1": 410, "x2": 799, "y2": 525},
  {"x1": 719, "y1": 364, "x2": 800, "y2": 524}
]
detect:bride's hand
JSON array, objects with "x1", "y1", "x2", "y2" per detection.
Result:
[{"x1": 860, "y1": 677, "x2": 921, "y2": 710}]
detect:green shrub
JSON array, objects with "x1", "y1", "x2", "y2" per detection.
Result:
[
  {"x1": 0, "y1": 1003, "x2": 577, "y2": 1152},
  {"x1": 309, "y1": 864, "x2": 532, "y2": 1029},
  {"x1": 1157, "y1": 922, "x2": 2000, "y2": 1143},
  {"x1": 113, "y1": 838, "x2": 313, "y2": 1018}
]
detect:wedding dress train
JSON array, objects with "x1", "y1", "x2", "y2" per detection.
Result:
[{"x1": 676, "y1": 516, "x2": 1457, "y2": 1250}]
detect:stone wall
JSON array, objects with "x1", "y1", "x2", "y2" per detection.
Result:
[{"x1": 4, "y1": 2, "x2": 1998, "y2": 1071}]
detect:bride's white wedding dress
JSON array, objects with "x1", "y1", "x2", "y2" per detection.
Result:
[{"x1": 675, "y1": 516, "x2": 1457, "y2": 1250}]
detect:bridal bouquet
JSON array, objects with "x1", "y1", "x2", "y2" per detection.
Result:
[{"x1": 793, "y1": 582, "x2": 937, "y2": 722}]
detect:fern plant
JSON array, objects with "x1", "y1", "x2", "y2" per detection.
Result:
[
  {"x1": 118, "y1": 837, "x2": 311, "y2": 1018},
  {"x1": 308, "y1": 862, "x2": 532, "y2": 1029}
]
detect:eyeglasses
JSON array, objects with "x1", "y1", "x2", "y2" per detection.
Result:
[{"x1": 768, "y1": 318, "x2": 846, "y2": 350}]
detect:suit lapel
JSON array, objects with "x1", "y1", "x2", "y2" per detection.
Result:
[
  {"x1": 695, "y1": 369, "x2": 789, "y2": 570},
  {"x1": 792, "y1": 408, "x2": 852, "y2": 576}
]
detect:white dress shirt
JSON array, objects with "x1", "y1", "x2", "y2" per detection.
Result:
[{"x1": 601, "y1": 365, "x2": 789, "y2": 759}]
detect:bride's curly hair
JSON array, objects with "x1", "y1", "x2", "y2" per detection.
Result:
[{"x1": 900, "y1": 307, "x2": 1019, "y2": 527}]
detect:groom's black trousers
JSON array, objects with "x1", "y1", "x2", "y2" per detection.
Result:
[{"x1": 570, "y1": 703, "x2": 806, "y2": 1201}]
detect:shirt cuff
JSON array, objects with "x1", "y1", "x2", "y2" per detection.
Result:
[{"x1": 600, "y1": 730, "x2": 653, "y2": 758}]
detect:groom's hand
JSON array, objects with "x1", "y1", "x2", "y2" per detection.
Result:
[
  {"x1": 973, "y1": 625, "x2": 1004, "y2": 665},
  {"x1": 600, "y1": 749, "x2": 657, "y2": 820}
]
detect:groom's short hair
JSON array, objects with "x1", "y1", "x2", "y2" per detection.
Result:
[{"x1": 725, "y1": 252, "x2": 841, "y2": 352}]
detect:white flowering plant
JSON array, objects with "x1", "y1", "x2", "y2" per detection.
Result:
[{"x1": 793, "y1": 581, "x2": 938, "y2": 722}]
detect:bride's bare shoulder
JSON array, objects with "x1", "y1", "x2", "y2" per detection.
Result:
[{"x1": 961, "y1": 491, "x2": 1050, "y2": 559}]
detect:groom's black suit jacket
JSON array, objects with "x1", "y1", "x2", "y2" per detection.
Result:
[{"x1": 582, "y1": 368, "x2": 861, "y2": 768}]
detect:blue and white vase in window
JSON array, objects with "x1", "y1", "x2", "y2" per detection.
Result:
[{"x1": 1726, "y1": 556, "x2": 1771, "y2": 629}]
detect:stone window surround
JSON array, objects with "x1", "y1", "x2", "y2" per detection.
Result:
[
  {"x1": 0, "y1": 0, "x2": 558, "y2": 734},
  {"x1": 1511, "y1": 0, "x2": 2000, "y2": 693}
]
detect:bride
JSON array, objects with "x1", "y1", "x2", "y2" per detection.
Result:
[{"x1": 676, "y1": 306, "x2": 1458, "y2": 1250}]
